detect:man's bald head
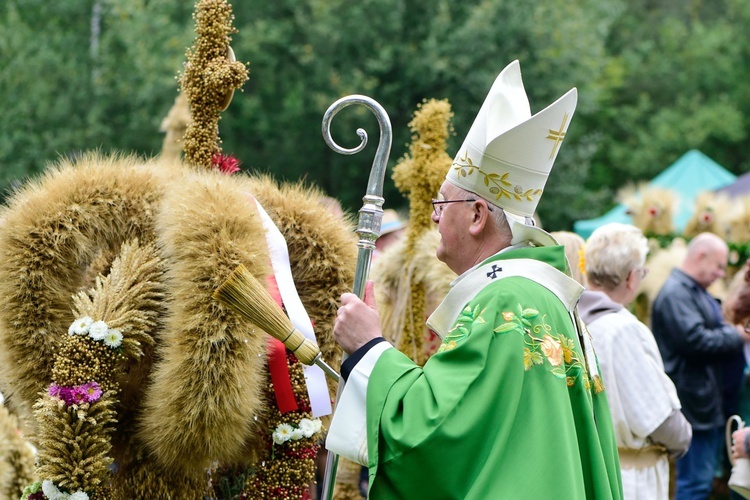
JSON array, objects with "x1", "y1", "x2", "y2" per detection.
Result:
[{"x1": 682, "y1": 232, "x2": 729, "y2": 289}]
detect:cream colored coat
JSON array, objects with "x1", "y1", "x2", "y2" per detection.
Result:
[{"x1": 585, "y1": 302, "x2": 684, "y2": 500}]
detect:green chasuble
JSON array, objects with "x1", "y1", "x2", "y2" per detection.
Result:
[{"x1": 366, "y1": 245, "x2": 622, "y2": 499}]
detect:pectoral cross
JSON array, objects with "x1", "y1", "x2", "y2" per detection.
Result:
[{"x1": 487, "y1": 264, "x2": 502, "y2": 279}]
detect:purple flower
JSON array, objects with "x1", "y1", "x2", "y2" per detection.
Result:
[
  {"x1": 48, "y1": 383, "x2": 61, "y2": 398},
  {"x1": 48, "y1": 381, "x2": 103, "y2": 406},
  {"x1": 58, "y1": 386, "x2": 76, "y2": 405},
  {"x1": 70, "y1": 385, "x2": 88, "y2": 404},
  {"x1": 81, "y1": 381, "x2": 102, "y2": 403}
]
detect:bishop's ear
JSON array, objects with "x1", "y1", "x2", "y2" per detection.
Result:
[{"x1": 468, "y1": 200, "x2": 491, "y2": 236}]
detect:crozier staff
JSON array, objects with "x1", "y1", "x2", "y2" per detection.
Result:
[{"x1": 326, "y1": 60, "x2": 623, "y2": 499}]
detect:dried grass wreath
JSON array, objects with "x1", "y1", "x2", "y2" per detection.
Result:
[{"x1": 0, "y1": 153, "x2": 356, "y2": 498}]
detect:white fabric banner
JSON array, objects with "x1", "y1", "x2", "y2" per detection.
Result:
[{"x1": 249, "y1": 196, "x2": 332, "y2": 417}]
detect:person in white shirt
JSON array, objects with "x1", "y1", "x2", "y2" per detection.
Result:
[{"x1": 578, "y1": 223, "x2": 692, "y2": 499}]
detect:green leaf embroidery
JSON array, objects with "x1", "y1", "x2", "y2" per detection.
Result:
[
  {"x1": 551, "y1": 367, "x2": 567, "y2": 379},
  {"x1": 494, "y1": 322, "x2": 519, "y2": 334},
  {"x1": 531, "y1": 351, "x2": 544, "y2": 365},
  {"x1": 521, "y1": 308, "x2": 539, "y2": 319}
]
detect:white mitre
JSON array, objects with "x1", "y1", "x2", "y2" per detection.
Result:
[{"x1": 446, "y1": 60, "x2": 578, "y2": 246}]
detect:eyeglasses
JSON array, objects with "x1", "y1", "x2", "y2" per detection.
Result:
[
  {"x1": 637, "y1": 267, "x2": 649, "y2": 279},
  {"x1": 431, "y1": 198, "x2": 493, "y2": 217}
]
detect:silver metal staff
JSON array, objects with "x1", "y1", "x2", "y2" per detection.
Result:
[{"x1": 320, "y1": 95, "x2": 392, "y2": 500}]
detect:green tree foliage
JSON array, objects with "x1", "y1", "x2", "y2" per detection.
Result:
[
  {"x1": 225, "y1": 0, "x2": 619, "y2": 221},
  {"x1": 1, "y1": 0, "x2": 749, "y2": 231},
  {"x1": 0, "y1": 0, "x2": 191, "y2": 194},
  {"x1": 581, "y1": 0, "x2": 750, "y2": 227}
]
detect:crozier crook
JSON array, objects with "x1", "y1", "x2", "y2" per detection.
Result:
[{"x1": 320, "y1": 94, "x2": 392, "y2": 499}]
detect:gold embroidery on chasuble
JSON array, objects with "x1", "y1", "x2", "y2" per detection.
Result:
[
  {"x1": 578, "y1": 320, "x2": 606, "y2": 394},
  {"x1": 437, "y1": 304, "x2": 485, "y2": 353},
  {"x1": 494, "y1": 304, "x2": 591, "y2": 389}
]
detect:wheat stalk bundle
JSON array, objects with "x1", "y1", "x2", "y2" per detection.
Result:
[{"x1": 213, "y1": 264, "x2": 339, "y2": 380}]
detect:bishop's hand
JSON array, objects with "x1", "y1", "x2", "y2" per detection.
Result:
[{"x1": 334, "y1": 280, "x2": 383, "y2": 355}]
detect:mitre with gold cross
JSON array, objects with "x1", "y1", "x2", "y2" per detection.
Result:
[{"x1": 447, "y1": 60, "x2": 577, "y2": 223}]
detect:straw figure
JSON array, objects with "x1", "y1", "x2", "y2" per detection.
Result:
[
  {"x1": 726, "y1": 196, "x2": 750, "y2": 272},
  {"x1": 0, "y1": 1, "x2": 360, "y2": 498},
  {"x1": 377, "y1": 98, "x2": 454, "y2": 366},
  {"x1": 619, "y1": 183, "x2": 679, "y2": 242},
  {"x1": 682, "y1": 191, "x2": 731, "y2": 239}
]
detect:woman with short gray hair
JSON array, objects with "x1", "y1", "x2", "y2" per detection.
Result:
[
  {"x1": 579, "y1": 222, "x2": 691, "y2": 500},
  {"x1": 584, "y1": 223, "x2": 649, "y2": 294}
]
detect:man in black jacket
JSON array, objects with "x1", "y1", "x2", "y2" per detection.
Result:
[{"x1": 652, "y1": 232, "x2": 750, "y2": 500}]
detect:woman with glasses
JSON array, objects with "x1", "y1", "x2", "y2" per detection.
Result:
[{"x1": 579, "y1": 222, "x2": 692, "y2": 500}]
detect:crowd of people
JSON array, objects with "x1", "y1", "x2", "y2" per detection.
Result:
[{"x1": 321, "y1": 59, "x2": 750, "y2": 500}]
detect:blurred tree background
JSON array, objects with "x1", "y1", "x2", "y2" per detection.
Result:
[{"x1": 1, "y1": 0, "x2": 749, "y2": 231}]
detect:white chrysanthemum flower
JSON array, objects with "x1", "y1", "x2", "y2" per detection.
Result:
[
  {"x1": 272, "y1": 430, "x2": 285, "y2": 445},
  {"x1": 70, "y1": 491, "x2": 89, "y2": 500},
  {"x1": 103, "y1": 328, "x2": 123, "y2": 348},
  {"x1": 291, "y1": 427, "x2": 304, "y2": 441},
  {"x1": 42, "y1": 480, "x2": 63, "y2": 499},
  {"x1": 69, "y1": 316, "x2": 94, "y2": 336},
  {"x1": 273, "y1": 423, "x2": 294, "y2": 444},
  {"x1": 312, "y1": 418, "x2": 323, "y2": 433},
  {"x1": 299, "y1": 418, "x2": 316, "y2": 438},
  {"x1": 88, "y1": 320, "x2": 109, "y2": 341}
]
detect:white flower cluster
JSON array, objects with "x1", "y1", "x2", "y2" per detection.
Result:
[
  {"x1": 67, "y1": 316, "x2": 123, "y2": 348},
  {"x1": 272, "y1": 417, "x2": 323, "y2": 445},
  {"x1": 42, "y1": 480, "x2": 88, "y2": 500}
]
